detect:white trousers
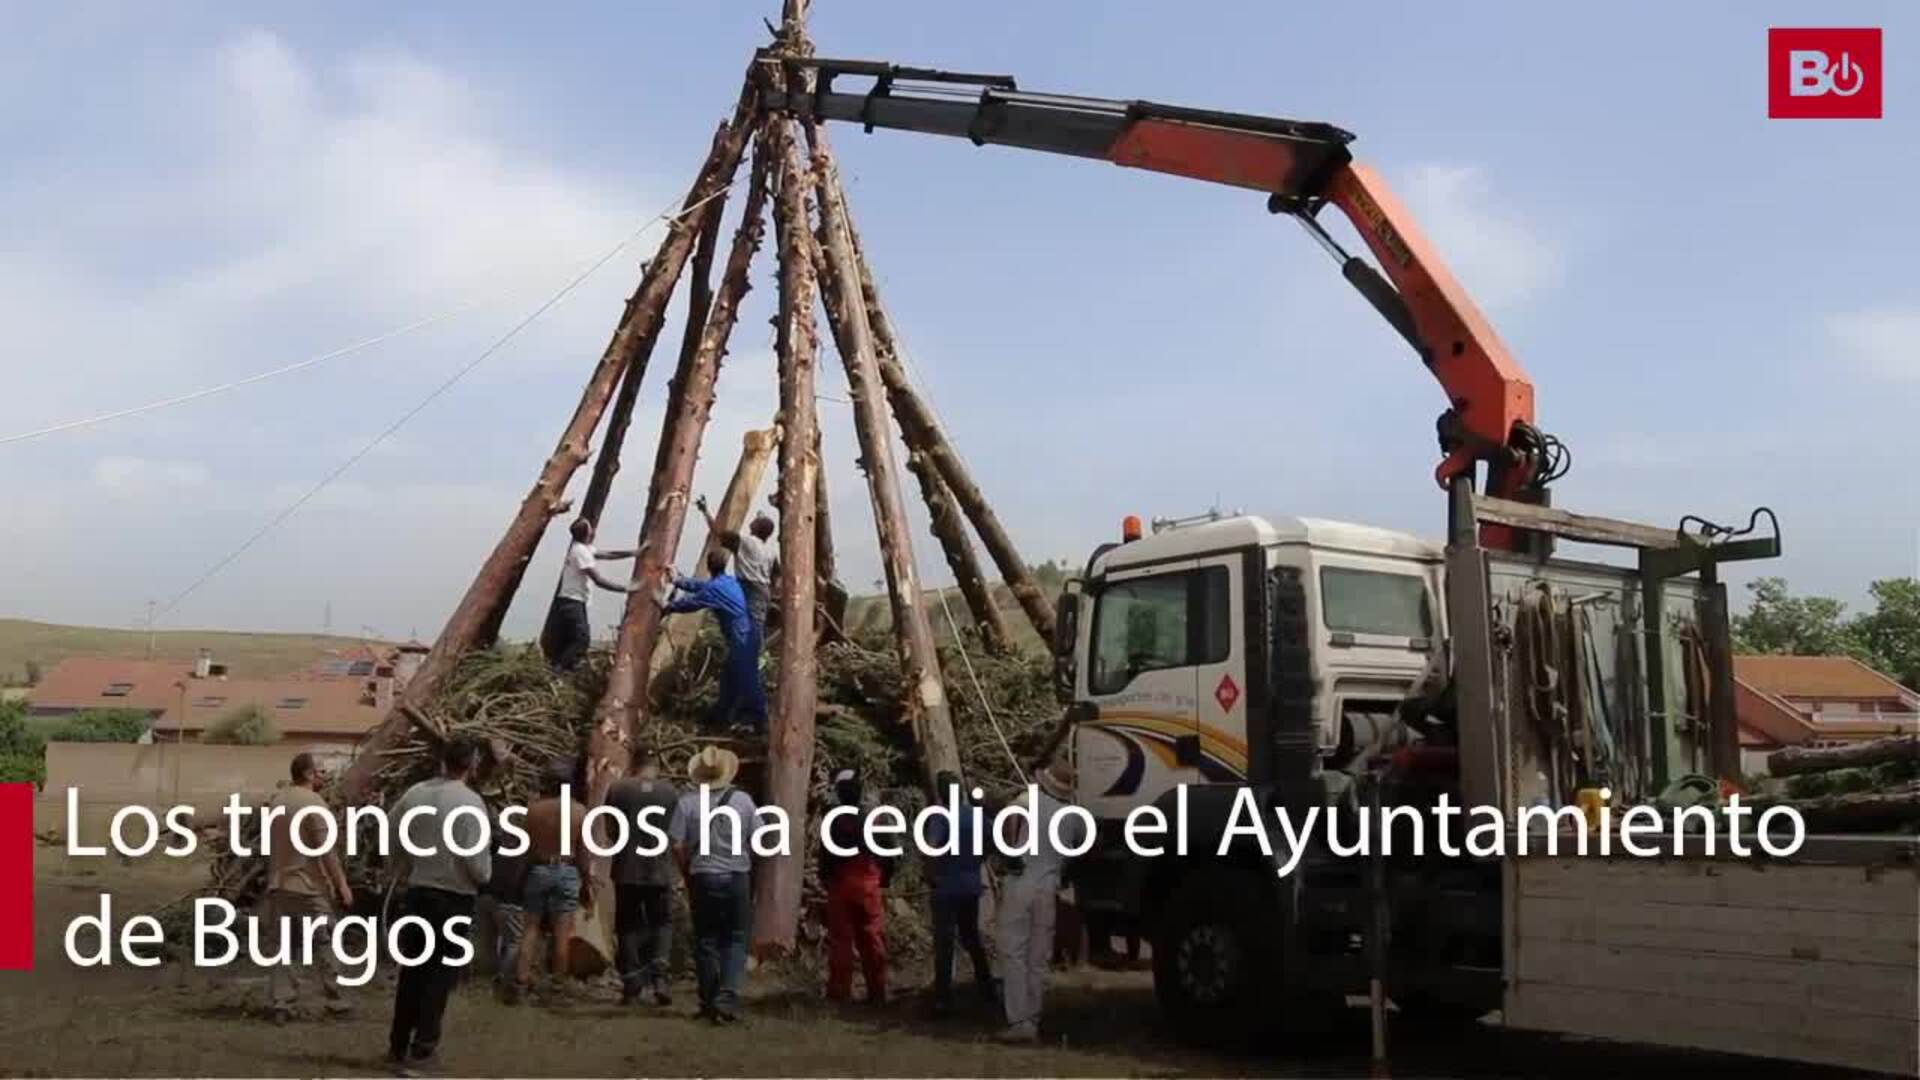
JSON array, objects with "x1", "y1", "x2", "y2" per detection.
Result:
[{"x1": 995, "y1": 871, "x2": 1057, "y2": 1032}]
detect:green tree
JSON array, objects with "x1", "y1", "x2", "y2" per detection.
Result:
[
  {"x1": 0, "y1": 700, "x2": 47, "y2": 786},
  {"x1": 43, "y1": 708, "x2": 150, "y2": 744},
  {"x1": 1731, "y1": 577, "x2": 1859, "y2": 657},
  {"x1": 203, "y1": 703, "x2": 279, "y2": 745},
  {"x1": 1852, "y1": 577, "x2": 1920, "y2": 690}
]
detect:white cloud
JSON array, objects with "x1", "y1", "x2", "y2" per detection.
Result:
[
  {"x1": 1, "y1": 30, "x2": 656, "y2": 427},
  {"x1": 0, "y1": 31, "x2": 677, "y2": 632},
  {"x1": 1400, "y1": 164, "x2": 1562, "y2": 311},
  {"x1": 91, "y1": 456, "x2": 211, "y2": 499},
  {"x1": 1827, "y1": 307, "x2": 1920, "y2": 381}
]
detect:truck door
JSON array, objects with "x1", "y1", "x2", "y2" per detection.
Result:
[
  {"x1": 1188, "y1": 552, "x2": 1247, "y2": 783},
  {"x1": 1075, "y1": 557, "x2": 1238, "y2": 818}
]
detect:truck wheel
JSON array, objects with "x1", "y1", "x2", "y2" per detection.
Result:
[{"x1": 1152, "y1": 867, "x2": 1278, "y2": 1046}]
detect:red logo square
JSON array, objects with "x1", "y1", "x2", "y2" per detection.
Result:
[
  {"x1": 1769, "y1": 28, "x2": 1882, "y2": 119},
  {"x1": 1213, "y1": 673, "x2": 1239, "y2": 714}
]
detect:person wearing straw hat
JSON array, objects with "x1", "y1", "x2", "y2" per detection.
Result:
[
  {"x1": 668, "y1": 745, "x2": 757, "y2": 1023},
  {"x1": 994, "y1": 758, "x2": 1086, "y2": 1044}
]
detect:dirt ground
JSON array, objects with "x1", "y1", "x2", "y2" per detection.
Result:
[{"x1": 0, "y1": 850, "x2": 1879, "y2": 1078}]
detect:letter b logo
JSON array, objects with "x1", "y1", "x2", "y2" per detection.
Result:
[{"x1": 1770, "y1": 29, "x2": 1882, "y2": 118}]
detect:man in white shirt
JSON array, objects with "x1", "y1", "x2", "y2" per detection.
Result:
[
  {"x1": 696, "y1": 496, "x2": 777, "y2": 636},
  {"x1": 541, "y1": 517, "x2": 638, "y2": 671},
  {"x1": 995, "y1": 759, "x2": 1087, "y2": 1043}
]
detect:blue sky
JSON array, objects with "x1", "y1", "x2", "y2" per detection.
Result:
[{"x1": 1, "y1": 1, "x2": 1914, "y2": 642}]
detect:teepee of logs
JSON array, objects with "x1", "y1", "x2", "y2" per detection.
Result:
[{"x1": 338, "y1": 1, "x2": 1053, "y2": 956}]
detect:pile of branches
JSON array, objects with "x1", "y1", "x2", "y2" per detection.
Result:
[{"x1": 159, "y1": 624, "x2": 1061, "y2": 963}]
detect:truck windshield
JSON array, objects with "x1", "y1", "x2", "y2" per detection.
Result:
[{"x1": 1320, "y1": 567, "x2": 1431, "y2": 638}]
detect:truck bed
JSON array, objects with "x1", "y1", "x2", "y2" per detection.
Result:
[{"x1": 1501, "y1": 837, "x2": 1919, "y2": 1076}]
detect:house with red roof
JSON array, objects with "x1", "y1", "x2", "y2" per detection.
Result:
[{"x1": 1735, "y1": 654, "x2": 1919, "y2": 775}]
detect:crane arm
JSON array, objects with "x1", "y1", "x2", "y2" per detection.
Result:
[{"x1": 760, "y1": 55, "x2": 1552, "y2": 519}]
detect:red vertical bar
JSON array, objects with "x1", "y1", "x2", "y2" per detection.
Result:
[{"x1": 0, "y1": 784, "x2": 32, "y2": 970}]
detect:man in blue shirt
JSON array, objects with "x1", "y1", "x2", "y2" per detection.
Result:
[{"x1": 663, "y1": 548, "x2": 768, "y2": 733}]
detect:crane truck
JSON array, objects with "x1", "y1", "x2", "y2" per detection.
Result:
[{"x1": 763, "y1": 55, "x2": 1919, "y2": 1075}]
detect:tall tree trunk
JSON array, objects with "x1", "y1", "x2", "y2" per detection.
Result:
[
  {"x1": 806, "y1": 121, "x2": 961, "y2": 786},
  {"x1": 812, "y1": 419, "x2": 849, "y2": 644},
  {"x1": 583, "y1": 137, "x2": 773, "y2": 807},
  {"x1": 847, "y1": 223, "x2": 1056, "y2": 644},
  {"x1": 583, "y1": 193, "x2": 726, "y2": 529},
  {"x1": 475, "y1": 180, "x2": 730, "y2": 650},
  {"x1": 918, "y1": 460, "x2": 1011, "y2": 653},
  {"x1": 471, "y1": 130, "x2": 733, "y2": 651},
  {"x1": 342, "y1": 84, "x2": 757, "y2": 805},
  {"x1": 753, "y1": 114, "x2": 822, "y2": 956},
  {"x1": 805, "y1": 240, "x2": 1005, "y2": 652}
]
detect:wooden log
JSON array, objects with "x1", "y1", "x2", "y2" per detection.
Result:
[
  {"x1": 471, "y1": 132, "x2": 731, "y2": 650},
  {"x1": 844, "y1": 221, "x2": 1056, "y2": 643},
  {"x1": 915, "y1": 450, "x2": 1011, "y2": 654},
  {"x1": 805, "y1": 121, "x2": 961, "y2": 786},
  {"x1": 1767, "y1": 735, "x2": 1920, "y2": 777},
  {"x1": 583, "y1": 135, "x2": 773, "y2": 808},
  {"x1": 812, "y1": 419, "x2": 850, "y2": 644},
  {"x1": 808, "y1": 238, "x2": 1009, "y2": 654},
  {"x1": 477, "y1": 170, "x2": 731, "y2": 651},
  {"x1": 697, "y1": 427, "x2": 778, "y2": 574},
  {"x1": 1756, "y1": 783, "x2": 1920, "y2": 830},
  {"x1": 754, "y1": 113, "x2": 822, "y2": 957},
  {"x1": 584, "y1": 190, "x2": 725, "y2": 528},
  {"x1": 341, "y1": 84, "x2": 757, "y2": 805}
]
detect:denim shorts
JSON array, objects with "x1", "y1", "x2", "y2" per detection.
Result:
[{"x1": 523, "y1": 863, "x2": 581, "y2": 918}]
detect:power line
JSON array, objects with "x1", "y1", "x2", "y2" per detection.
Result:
[{"x1": 155, "y1": 181, "x2": 734, "y2": 621}]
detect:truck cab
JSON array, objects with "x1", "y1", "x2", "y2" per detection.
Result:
[{"x1": 1063, "y1": 512, "x2": 1443, "y2": 820}]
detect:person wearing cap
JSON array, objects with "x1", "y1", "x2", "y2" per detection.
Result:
[
  {"x1": 668, "y1": 746, "x2": 757, "y2": 1023},
  {"x1": 696, "y1": 495, "x2": 778, "y2": 637},
  {"x1": 924, "y1": 769, "x2": 993, "y2": 1014},
  {"x1": 509, "y1": 760, "x2": 596, "y2": 1002},
  {"x1": 819, "y1": 768, "x2": 895, "y2": 1005},
  {"x1": 994, "y1": 758, "x2": 1086, "y2": 1044},
  {"x1": 606, "y1": 748, "x2": 680, "y2": 1006},
  {"x1": 660, "y1": 549, "x2": 768, "y2": 733},
  {"x1": 541, "y1": 517, "x2": 640, "y2": 672}
]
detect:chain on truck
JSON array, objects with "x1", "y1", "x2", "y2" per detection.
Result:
[{"x1": 763, "y1": 51, "x2": 1919, "y2": 1075}]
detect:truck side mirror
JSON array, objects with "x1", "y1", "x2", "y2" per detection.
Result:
[
  {"x1": 1051, "y1": 590, "x2": 1079, "y2": 658},
  {"x1": 1051, "y1": 588, "x2": 1081, "y2": 703}
]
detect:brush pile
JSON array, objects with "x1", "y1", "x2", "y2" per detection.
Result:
[{"x1": 157, "y1": 625, "x2": 1061, "y2": 965}]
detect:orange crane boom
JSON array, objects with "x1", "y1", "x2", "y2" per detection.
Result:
[{"x1": 761, "y1": 55, "x2": 1561, "y2": 550}]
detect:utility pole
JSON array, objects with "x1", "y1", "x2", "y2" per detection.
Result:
[{"x1": 145, "y1": 601, "x2": 156, "y2": 659}]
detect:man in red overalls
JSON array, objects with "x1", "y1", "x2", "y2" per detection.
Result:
[{"x1": 821, "y1": 768, "x2": 894, "y2": 1004}]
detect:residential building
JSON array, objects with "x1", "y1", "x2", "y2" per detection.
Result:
[
  {"x1": 1734, "y1": 654, "x2": 1920, "y2": 775},
  {"x1": 25, "y1": 645, "x2": 406, "y2": 760}
]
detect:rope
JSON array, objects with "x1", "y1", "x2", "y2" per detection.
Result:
[
  {"x1": 0, "y1": 308, "x2": 477, "y2": 446},
  {"x1": 932, "y1": 583, "x2": 1026, "y2": 784},
  {"x1": 153, "y1": 180, "x2": 737, "y2": 621}
]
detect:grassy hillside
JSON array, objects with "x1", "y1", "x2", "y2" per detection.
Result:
[{"x1": 0, "y1": 618, "x2": 390, "y2": 684}]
